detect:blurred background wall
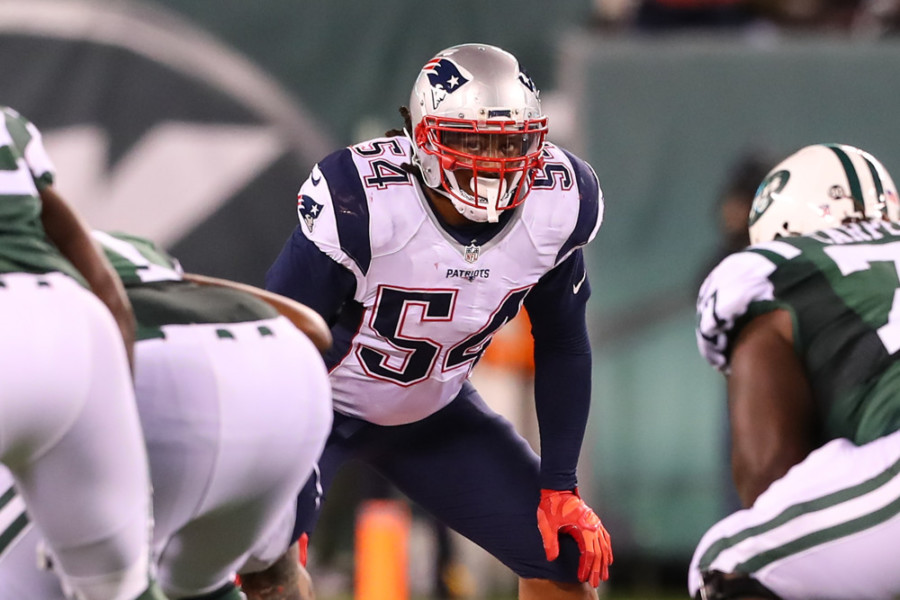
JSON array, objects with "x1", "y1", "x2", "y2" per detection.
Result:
[{"x1": 4, "y1": 0, "x2": 900, "y2": 595}]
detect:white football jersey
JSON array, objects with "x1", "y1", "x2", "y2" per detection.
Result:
[
  {"x1": 695, "y1": 242, "x2": 790, "y2": 372},
  {"x1": 296, "y1": 137, "x2": 602, "y2": 425}
]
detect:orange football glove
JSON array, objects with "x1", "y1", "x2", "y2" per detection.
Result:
[
  {"x1": 298, "y1": 532, "x2": 309, "y2": 567},
  {"x1": 536, "y1": 487, "x2": 613, "y2": 587}
]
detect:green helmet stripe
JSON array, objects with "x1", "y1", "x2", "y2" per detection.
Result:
[
  {"x1": 825, "y1": 144, "x2": 866, "y2": 214},
  {"x1": 862, "y1": 155, "x2": 888, "y2": 219}
]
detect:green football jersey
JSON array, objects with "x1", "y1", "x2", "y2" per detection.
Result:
[
  {"x1": 697, "y1": 219, "x2": 900, "y2": 445},
  {"x1": 91, "y1": 230, "x2": 184, "y2": 285},
  {"x1": 93, "y1": 230, "x2": 278, "y2": 340},
  {"x1": 0, "y1": 106, "x2": 81, "y2": 279}
]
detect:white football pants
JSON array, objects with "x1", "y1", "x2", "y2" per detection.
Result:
[
  {"x1": 689, "y1": 428, "x2": 900, "y2": 600},
  {"x1": 0, "y1": 272, "x2": 153, "y2": 600},
  {"x1": 0, "y1": 314, "x2": 332, "y2": 599}
]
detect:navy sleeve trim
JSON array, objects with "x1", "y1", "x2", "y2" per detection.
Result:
[
  {"x1": 556, "y1": 148, "x2": 600, "y2": 264},
  {"x1": 319, "y1": 148, "x2": 372, "y2": 275}
]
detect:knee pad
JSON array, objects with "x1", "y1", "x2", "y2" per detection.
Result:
[{"x1": 695, "y1": 570, "x2": 782, "y2": 600}]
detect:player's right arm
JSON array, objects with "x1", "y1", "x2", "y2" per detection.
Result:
[
  {"x1": 39, "y1": 177, "x2": 136, "y2": 369},
  {"x1": 726, "y1": 308, "x2": 817, "y2": 507},
  {"x1": 183, "y1": 272, "x2": 332, "y2": 354},
  {"x1": 696, "y1": 247, "x2": 817, "y2": 506},
  {"x1": 9, "y1": 110, "x2": 136, "y2": 366}
]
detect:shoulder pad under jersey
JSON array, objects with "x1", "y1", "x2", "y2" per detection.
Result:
[
  {"x1": 296, "y1": 147, "x2": 370, "y2": 280},
  {"x1": 92, "y1": 230, "x2": 183, "y2": 284},
  {"x1": 1, "y1": 106, "x2": 54, "y2": 188},
  {"x1": 295, "y1": 137, "x2": 425, "y2": 282},
  {"x1": 557, "y1": 146, "x2": 603, "y2": 261},
  {"x1": 696, "y1": 241, "x2": 801, "y2": 371},
  {"x1": 523, "y1": 144, "x2": 604, "y2": 267}
]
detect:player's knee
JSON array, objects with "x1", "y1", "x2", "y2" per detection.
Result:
[
  {"x1": 518, "y1": 577, "x2": 598, "y2": 600},
  {"x1": 694, "y1": 570, "x2": 782, "y2": 600}
]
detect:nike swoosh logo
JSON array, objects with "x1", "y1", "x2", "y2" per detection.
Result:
[
  {"x1": 573, "y1": 270, "x2": 586, "y2": 294},
  {"x1": 311, "y1": 173, "x2": 321, "y2": 186}
]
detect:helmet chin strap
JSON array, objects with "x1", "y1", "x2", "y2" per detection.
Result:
[
  {"x1": 471, "y1": 176, "x2": 507, "y2": 223},
  {"x1": 432, "y1": 170, "x2": 523, "y2": 224}
]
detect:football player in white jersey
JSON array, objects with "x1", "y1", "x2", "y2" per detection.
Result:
[
  {"x1": 0, "y1": 231, "x2": 333, "y2": 600},
  {"x1": 243, "y1": 44, "x2": 613, "y2": 600},
  {"x1": 691, "y1": 144, "x2": 900, "y2": 599},
  {"x1": 0, "y1": 107, "x2": 165, "y2": 599}
]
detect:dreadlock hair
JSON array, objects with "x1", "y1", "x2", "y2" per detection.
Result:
[
  {"x1": 385, "y1": 106, "x2": 418, "y2": 176},
  {"x1": 385, "y1": 106, "x2": 413, "y2": 138}
]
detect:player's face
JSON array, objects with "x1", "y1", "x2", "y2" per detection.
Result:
[
  {"x1": 442, "y1": 131, "x2": 534, "y2": 167},
  {"x1": 441, "y1": 131, "x2": 538, "y2": 194}
]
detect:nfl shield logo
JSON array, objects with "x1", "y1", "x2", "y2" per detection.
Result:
[{"x1": 464, "y1": 243, "x2": 480, "y2": 264}]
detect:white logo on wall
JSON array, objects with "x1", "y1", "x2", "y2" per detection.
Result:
[
  {"x1": 47, "y1": 124, "x2": 282, "y2": 246},
  {"x1": 0, "y1": 0, "x2": 333, "y2": 247}
]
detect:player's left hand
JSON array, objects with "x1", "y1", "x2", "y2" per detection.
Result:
[{"x1": 537, "y1": 487, "x2": 613, "y2": 587}]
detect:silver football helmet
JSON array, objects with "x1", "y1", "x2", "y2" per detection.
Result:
[
  {"x1": 408, "y1": 43, "x2": 548, "y2": 223},
  {"x1": 749, "y1": 143, "x2": 900, "y2": 244}
]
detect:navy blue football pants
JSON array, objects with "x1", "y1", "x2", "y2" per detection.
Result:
[{"x1": 292, "y1": 380, "x2": 583, "y2": 582}]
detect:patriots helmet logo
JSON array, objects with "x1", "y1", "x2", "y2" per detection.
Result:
[
  {"x1": 518, "y1": 68, "x2": 537, "y2": 92},
  {"x1": 422, "y1": 58, "x2": 470, "y2": 110},
  {"x1": 298, "y1": 194, "x2": 325, "y2": 233}
]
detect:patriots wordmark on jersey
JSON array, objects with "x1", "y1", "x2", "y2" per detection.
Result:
[
  {"x1": 289, "y1": 136, "x2": 602, "y2": 425},
  {"x1": 697, "y1": 219, "x2": 900, "y2": 444}
]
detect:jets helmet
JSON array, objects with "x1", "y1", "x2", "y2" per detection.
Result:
[
  {"x1": 749, "y1": 143, "x2": 900, "y2": 244},
  {"x1": 408, "y1": 43, "x2": 548, "y2": 223}
]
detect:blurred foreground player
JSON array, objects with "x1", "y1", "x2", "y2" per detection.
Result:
[
  {"x1": 0, "y1": 106, "x2": 164, "y2": 599},
  {"x1": 0, "y1": 231, "x2": 332, "y2": 600}
]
